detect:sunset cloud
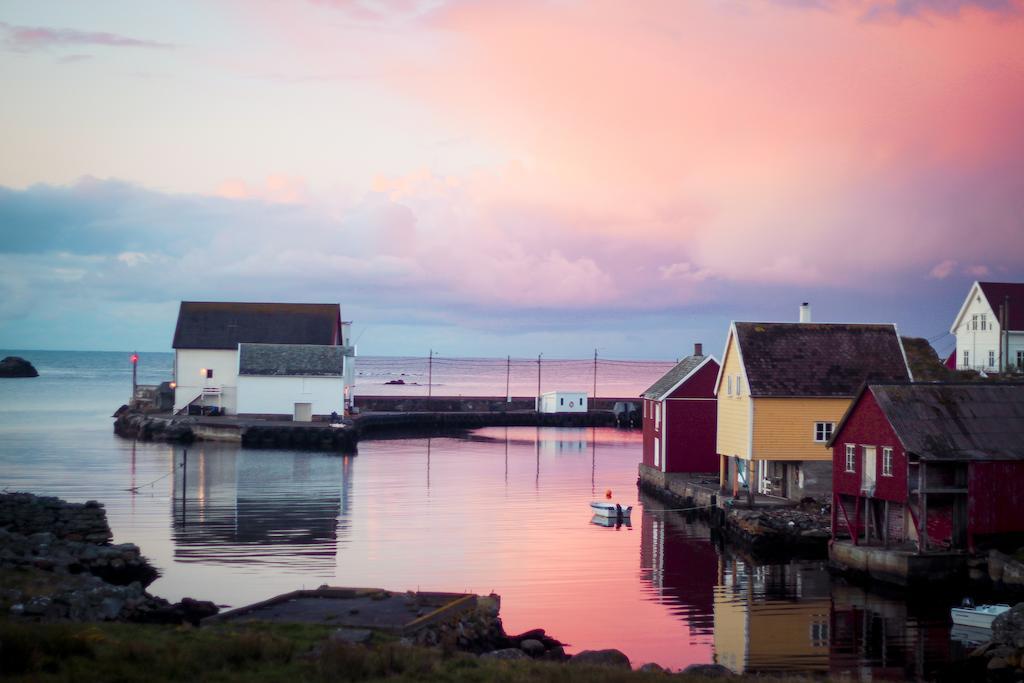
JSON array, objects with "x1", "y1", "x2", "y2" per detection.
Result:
[{"x1": 0, "y1": 21, "x2": 173, "y2": 52}]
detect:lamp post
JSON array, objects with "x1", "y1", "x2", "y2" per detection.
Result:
[
  {"x1": 427, "y1": 349, "x2": 438, "y2": 399},
  {"x1": 130, "y1": 352, "x2": 139, "y2": 400},
  {"x1": 536, "y1": 353, "x2": 542, "y2": 411}
]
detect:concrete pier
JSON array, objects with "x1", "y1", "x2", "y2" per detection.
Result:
[{"x1": 828, "y1": 540, "x2": 967, "y2": 587}]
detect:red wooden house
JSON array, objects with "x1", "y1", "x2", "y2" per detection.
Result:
[
  {"x1": 641, "y1": 344, "x2": 719, "y2": 474},
  {"x1": 829, "y1": 382, "x2": 1024, "y2": 554}
]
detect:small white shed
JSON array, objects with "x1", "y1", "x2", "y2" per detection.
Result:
[{"x1": 538, "y1": 391, "x2": 588, "y2": 413}]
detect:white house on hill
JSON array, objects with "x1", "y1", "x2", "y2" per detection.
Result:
[
  {"x1": 950, "y1": 282, "x2": 1024, "y2": 373},
  {"x1": 172, "y1": 301, "x2": 355, "y2": 416}
]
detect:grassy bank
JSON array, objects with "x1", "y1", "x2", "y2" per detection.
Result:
[{"x1": 0, "y1": 619, "x2": 816, "y2": 682}]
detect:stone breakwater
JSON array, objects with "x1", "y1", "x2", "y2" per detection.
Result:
[{"x1": 1, "y1": 492, "x2": 216, "y2": 625}]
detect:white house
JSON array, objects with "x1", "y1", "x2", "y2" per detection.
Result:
[
  {"x1": 172, "y1": 301, "x2": 355, "y2": 415},
  {"x1": 950, "y1": 282, "x2": 1024, "y2": 373},
  {"x1": 538, "y1": 391, "x2": 588, "y2": 413},
  {"x1": 236, "y1": 344, "x2": 345, "y2": 420}
]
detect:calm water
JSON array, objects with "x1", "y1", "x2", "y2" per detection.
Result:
[{"x1": 0, "y1": 351, "x2": 970, "y2": 676}]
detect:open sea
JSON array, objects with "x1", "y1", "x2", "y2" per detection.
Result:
[{"x1": 0, "y1": 349, "x2": 973, "y2": 676}]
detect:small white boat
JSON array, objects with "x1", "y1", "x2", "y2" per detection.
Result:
[
  {"x1": 950, "y1": 601, "x2": 1010, "y2": 630},
  {"x1": 590, "y1": 514, "x2": 632, "y2": 529},
  {"x1": 590, "y1": 501, "x2": 632, "y2": 518}
]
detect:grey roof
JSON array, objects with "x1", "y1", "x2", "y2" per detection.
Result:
[
  {"x1": 173, "y1": 302, "x2": 340, "y2": 350},
  {"x1": 238, "y1": 344, "x2": 344, "y2": 377},
  {"x1": 734, "y1": 322, "x2": 910, "y2": 397},
  {"x1": 868, "y1": 383, "x2": 1024, "y2": 461},
  {"x1": 641, "y1": 355, "x2": 707, "y2": 400}
]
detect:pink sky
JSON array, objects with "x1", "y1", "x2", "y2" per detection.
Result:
[{"x1": 0, "y1": 1, "x2": 1022, "y2": 354}]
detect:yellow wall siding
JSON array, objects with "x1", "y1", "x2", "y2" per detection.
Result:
[
  {"x1": 751, "y1": 397, "x2": 851, "y2": 461},
  {"x1": 715, "y1": 334, "x2": 751, "y2": 459}
]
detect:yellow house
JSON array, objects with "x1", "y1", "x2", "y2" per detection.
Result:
[{"x1": 715, "y1": 313, "x2": 912, "y2": 501}]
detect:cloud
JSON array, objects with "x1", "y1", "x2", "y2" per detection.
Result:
[
  {"x1": 929, "y1": 259, "x2": 958, "y2": 279},
  {"x1": 0, "y1": 21, "x2": 174, "y2": 52},
  {"x1": 772, "y1": 0, "x2": 1021, "y2": 19}
]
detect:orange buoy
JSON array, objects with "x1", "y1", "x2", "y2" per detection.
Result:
[{"x1": 605, "y1": 489, "x2": 613, "y2": 499}]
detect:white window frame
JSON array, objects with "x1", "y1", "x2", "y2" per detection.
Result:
[
  {"x1": 964, "y1": 350, "x2": 970, "y2": 367},
  {"x1": 727, "y1": 376, "x2": 732, "y2": 396},
  {"x1": 735, "y1": 374, "x2": 742, "y2": 397},
  {"x1": 845, "y1": 444, "x2": 856, "y2": 473},
  {"x1": 814, "y1": 422, "x2": 834, "y2": 443},
  {"x1": 882, "y1": 447, "x2": 893, "y2": 477},
  {"x1": 989, "y1": 350, "x2": 996, "y2": 368},
  {"x1": 981, "y1": 313, "x2": 987, "y2": 331},
  {"x1": 972, "y1": 314, "x2": 978, "y2": 330}
]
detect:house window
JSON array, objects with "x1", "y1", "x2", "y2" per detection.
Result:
[
  {"x1": 1017, "y1": 350, "x2": 1024, "y2": 370},
  {"x1": 989, "y1": 351, "x2": 996, "y2": 368},
  {"x1": 964, "y1": 350, "x2": 970, "y2": 367},
  {"x1": 882, "y1": 447, "x2": 893, "y2": 477},
  {"x1": 735, "y1": 374, "x2": 742, "y2": 397},
  {"x1": 981, "y1": 314, "x2": 987, "y2": 330},
  {"x1": 814, "y1": 422, "x2": 834, "y2": 443},
  {"x1": 727, "y1": 376, "x2": 733, "y2": 396},
  {"x1": 560, "y1": 397, "x2": 564, "y2": 406},
  {"x1": 845, "y1": 444, "x2": 856, "y2": 473},
  {"x1": 972, "y1": 314, "x2": 978, "y2": 330}
]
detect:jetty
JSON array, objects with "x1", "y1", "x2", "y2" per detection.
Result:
[{"x1": 114, "y1": 395, "x2": 641, "y2": 451}]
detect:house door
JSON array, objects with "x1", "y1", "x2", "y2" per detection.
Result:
[
  {"x1": 862, "y1": 446, "x2": 877, "y2": 495},
  {"x1": 654, "y1": 437, "x2": 661, "y2": 468},
  {"x1": 294, "y1": 402, "x2": 312, "y2": 422}
]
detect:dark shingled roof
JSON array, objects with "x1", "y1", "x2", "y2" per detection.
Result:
[
  {"x1": 238, "y1": 343, "x2": 344, "y2": 377},
  {"x1": 868, "y1": 383, "x2": 1024, "y2": 461},
  {"x1": 641, "y1": 355, "x2": 708, "y2": 399},
  {"x1": 734, "y1": 322, "x2": 910, "y2": 397},
  {"x1": 172, "y1": 302, "x2": 340, "y2": 349},
  {"x1": 978, "y1": 282, "x2": 1024, "y2": 331}
]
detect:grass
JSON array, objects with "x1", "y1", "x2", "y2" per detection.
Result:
[{"x1": 0, "y1": 618, "x2": 823, "y2": 682}]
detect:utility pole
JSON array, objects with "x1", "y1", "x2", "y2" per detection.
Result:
[
  {"x1": 505, "y1": 355, "x2": 511, "y2": 403},
  {"x1": 536, "y1": 353, "x2": 542, "y2": 411},
  {"x1": 593, "y1": 348, "x2": 598, "y2": 402},
  {"x1": 427, "y1": 349, "x2": 435, "y2": 399}
]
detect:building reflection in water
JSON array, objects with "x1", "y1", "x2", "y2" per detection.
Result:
[
  {"x1": 640, "y1": 494, "x2": 962, "y2": 678},
  {"x1": 171, "y1": 446, "x2": 351, "y2": 569}
]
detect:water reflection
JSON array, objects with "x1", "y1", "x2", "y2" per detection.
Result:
[
  {"x1": 640, "y1": 494, "x2": 965, "y2": 679},
  {"x1": 171, "y1": 446, "x2": 351, "y2": 568}
]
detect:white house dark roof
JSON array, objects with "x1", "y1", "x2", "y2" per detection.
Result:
[
  {"x1": 835, "y1": 383, "x2": 1024, "y2": 461},
  {"x1": 732, "y1": 322, "x2": 911, "y2": 397},
  {"x1": 172, "y1": 302, "x2": 341, "y2": 349},
  {"x1": 641, "y1": 355, "x2": 708, "y2": 400},
  {"x1": 238, "y1": 343, "x2": 344, "y2": 377}
]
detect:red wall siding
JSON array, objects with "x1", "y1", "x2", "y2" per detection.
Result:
[
  {"x1": 831, "y1": 390, "x2": 907, "y2": 502},
  {"x1": 663, "y1": 361, "x2": 719, "y2": 473},
  {"x1": 970, "y1": 462, "x2": 1024, "y2": 536},
  {"x1": 642, "y1": 399, "x2": 657, "y2": 468}
]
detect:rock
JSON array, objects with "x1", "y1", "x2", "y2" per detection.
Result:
[
  {"x1": 540, "y1": 645, "x2": 567, "y2": 661},
  {"x1": 638, "y1": 662, "x2": 666, "y2": 673},
  {"x1": 568, "y1": 649, "x2": 631, "y2": 669},
  {"x1": 330, "y1": 628, "x2": 373, "y2": 644},
  {"x1": 0, "y1": 356, "x2": 38, "y2": 378},
  {"x1": 178, "y1": 597, "x2": 219, "y2": 625},
  {"x1": 99, "y1": 597, "x2": 125, "y2": 620},
  {"x1": 482, "y1": 648, "x2": 529, "y2": 660},
  {"x1": 682, "y1": 663, "x2": 735, "y2": 677},
  {"x1": 519, "y1": 638, "x2": 546, "y2": 657}
]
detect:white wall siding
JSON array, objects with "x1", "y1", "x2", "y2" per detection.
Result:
[
  {"x1": 539, "y1": 391, "x2": 588, "y2": 413},
  {"x1": 174, "y1": 349, "x2": 240, "y2": 413},
  {"x1": 953, "y1": 285, "x2": 1002, "y2": 371},
  {"x1": 236, "y1": 375, "x2": 344, "y2": 416}
]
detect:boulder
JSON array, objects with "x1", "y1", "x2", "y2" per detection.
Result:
[
  {"x1": 638, "y1": 662, "x2": 666, "y2": 673},
  {"x1": 330, "y1": 627, "x2": 373, "y2": 644},
  {"x1": 568, "y1": 649, "x2": 631, "y2": 669},
  {"x1": 519, "y1": 638, "x2": 546, "y2": 657},
  {"x1": 682, "y1": 663, "x2": 735, "y2": 677},
  {"x1": 0, "y1": 356, "x2": 38, "y2": 378}
]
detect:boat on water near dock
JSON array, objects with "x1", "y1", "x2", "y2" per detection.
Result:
[
  {"x1": 590, "y1": 501, "x2": 632, "y2": 518},
  {"x1": 950, "y1": 602, "x2": 1010, "y2": 630},
  {"x1": 590, "y1": 514, "x2": 631, "y2": 529}
]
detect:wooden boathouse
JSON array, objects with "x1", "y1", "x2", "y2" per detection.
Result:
[{"x1": 828, "y1": 382, "x2": 1024, "y2": 583}]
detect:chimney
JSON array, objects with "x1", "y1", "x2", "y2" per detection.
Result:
[
  {"x1": 799, "y1": 302, "x2": 812, "y2": 323},
  {"x1": 694, "y1": 343, "x2": 703, "y2": 357}
]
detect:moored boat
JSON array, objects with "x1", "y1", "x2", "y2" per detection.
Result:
[
  {"x1": 590, "y1": 501, "x2": 632, "y2": 518},
  {"x1": 950, "y1": 602, "x2": 1010, "y2": 630}
]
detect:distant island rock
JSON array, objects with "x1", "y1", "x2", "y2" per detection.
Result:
[{"x1": 0, "y1": 356, "x2": 39, "y2": 378}]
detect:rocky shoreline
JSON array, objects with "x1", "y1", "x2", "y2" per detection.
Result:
[{"x1": 0, "y1": 492, "x2": 216, "y2": 625}]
